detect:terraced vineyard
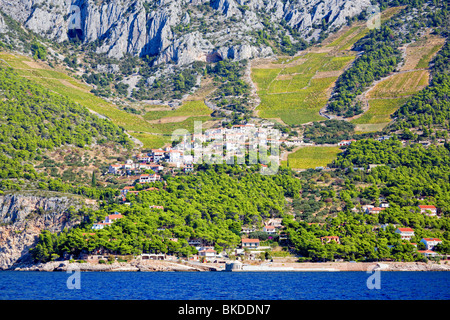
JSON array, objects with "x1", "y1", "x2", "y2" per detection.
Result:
[
  {"x1": 251, "y1": 6, "x2": 404, "y2": 127},
  {"x1": 283, "y1": 146, "x2": 342, "y2": 169},
  {"x1": 0, "y1": 52, "x2": 214, "y2": 149},
  {"x1": 351, "y1": 32, "x2": 446, "y2": 132},
  {"x1": 252, "y1": 50, "x2": 354, "y2": 125}
]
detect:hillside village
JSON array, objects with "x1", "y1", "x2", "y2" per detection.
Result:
[{"x1": 94, "y1": 123, "x2": 447, "y2": 266}]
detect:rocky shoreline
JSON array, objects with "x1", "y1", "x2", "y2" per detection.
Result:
[
  {"x1": 9, "y1": 260, "x2": 216, "y2": 272},
  {"x1": 7, "y1": 260, "x2": 450, "y2": 272}
]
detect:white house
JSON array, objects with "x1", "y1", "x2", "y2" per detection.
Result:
[
  {"x1": 395, "y1": 228, "x2": 415, "y2": 241},
  {"x1": 418, "y1": 205, "x2": 437, "y2": 216},
  {"x1": 151, "y1": 149, "x2": 166, "y2": 162},
  {"x1": 338, "y1": 139, "x2": 356, "y2": 146},
  {"x1": 91, "y1": 213, "x2": 123, "y2": 230},
  {"x1": 418, "y1": 250, "x2": 439, "y2": 257},
  {"x1": 92, "y1": 223, "x2": 107, "y2": 230},
  {"x1": 168, "y1": 150, "x2": 183, "y2": 163},
  {"x1": 263, "y1": 225, "x2": 276, "y2": 234},
  {"x1": 139, "y1": 174, "x2": 160, "y2": 183},
  {"x1": 420, "y1": 238, "x2": 442, "y2": 251},
  {"x1": 108, "y1": 164, "x2": 123, "y2": 174},
  {"x1": 198, "y1": 249, "x2": 217, "y2": 258},
  {"x1": 241, "y1": 226, "x2": 256, "y2": 234},
  {"x1": 136, "y1": 153, "x2": 152, "y2": 163},
  {"x1": 366, "y1": 207, "x2": 385, "y2": 214},
  {"x1": 242, "y1": 239, "x2": 260, "y2": 249}
]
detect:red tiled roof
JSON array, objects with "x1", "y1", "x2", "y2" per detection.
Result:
[
  {"x1": 418, "y1": 205, "x2": 436, "y2": 209},
  {"x1": 397, "y1": 227, "x2": 414, "y2": 232},
  {"x1": 242, "y1": 239, "x2": 260, "y2": 243},
  {"x1": 423, "y1": 238, "x2": 442, "y2": 242},
  {"x1": 107, "y1": 214, "x2": 123, "y2": 220}
]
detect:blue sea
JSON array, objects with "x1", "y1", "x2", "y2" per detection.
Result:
[{"x1": 0, "y1": 271, "x2": 449, "y2": 300}]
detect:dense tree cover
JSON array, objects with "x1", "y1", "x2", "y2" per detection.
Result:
[
  {"x1": 0, "y1": 66, "x2": 131, "y2": 182},
  {"x1": 31, "y1": 165, "x2": 302, "y2": 262},
  {"x1": 303, "y1": 120, "x2": 376, "y2": 144},
  {"x1": 206, "y1": 59, "x2": 251, "y2": 114},
  {"x1": 284, "y1": 136, "x2": 450, "y2": 262},
  {"x1": 133, "y1": 61, "x2": 206, "y2": 101},
  {"x1": 284, "y1": 209, "x2": 450, "y2": 262},
  {"x1": 333, "y1": 138, "x2": 450, "y2": 214},
  {"x1": 328, "y1": 0, "x2": 448, "y2": 117},
  {"x1": 327, "y1": 27, "x2": 402, "y2": 117},
  {"x1": 390, "y1": 40, "x2": 450, "y2": 139}
]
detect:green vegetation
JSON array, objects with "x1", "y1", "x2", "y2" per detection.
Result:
[
  {"x1": 253, "y1": 53, "x2": 345, "y2": 125},
  {"x1": 0, "y1": 66, "x2": 130, "y2": 184},
  {"x1": 353, "y1": 98, "x2": 409, "y2": 125},
  {"x1": 285, "y1": 147, "x2": 341, "y2": 169},
  {"x1": 303, "y1": 120, "x2": 367, "y2": 144},
  {"x1": 31, "y1": 165, "x2": 301, "y2": 261},
  {"x1": 206, "y1": 59, "x2": 251, "y2": 114},
  {"x1": 327, "y1": 0, "x2": 449, "y2": 118},
  {"x1": 368, "y1": 71, "x2": 429, "y2": 99},
  {"x1": 390, "y1": 40, "x2": 450, "y2": 141},
  {"x1": 143, "y1": 100, "x2": 211, "y2": 121}
]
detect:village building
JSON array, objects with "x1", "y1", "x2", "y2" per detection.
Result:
[
  {"x1": 338, "y1": 139, "x2": 356, "y2": 146},
  {"x1": 418, "y1": 250, "x2": 439, "y2": 257},
  {"x1": 91, "y1": 213, "x2": 123, "y2": 230},
  {"x1": 366, "y1": 207, "x2": 385, "y2": 214},
  {"x1": 198, "y1": 248, "x2": 217, "y2": 259},
  {"x1": 418, "y1": 205, "x2": 437, "y2": 216},
  {"x1": 263, "y1": 225, "x2": 276, "y2": 234},
  {"x1": 320, "y1": 236, "x2": 340, "y2": 244},
  {"x1": 241, "y1": 226, "x2": 256, "y2": 234},
  {"x1": 395, "y1": 227, "x2": 415, "y2": 241},
  {"x1": 420, "y1": 238, "x2": 442, "y2": 251},
  {"x1": 241, "y1": 238, "x2": 260, "y2": 249},
  {"x1": 151, "y1": 149, "x2": 166, "y2": 162},
  {"x1": 139, "y1": 173, "x2": 161, "y2": 183}
]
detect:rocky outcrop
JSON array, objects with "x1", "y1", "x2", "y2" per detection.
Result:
[
  {"x1": 14, "y1": 259, "x2": 215, "y2": 272},
  {"x1": 0, "y1": 0, "x2": 372, "y2": 65},
  {"x1": 0, "y1": 193, "x2": 92, "y2": 270}
]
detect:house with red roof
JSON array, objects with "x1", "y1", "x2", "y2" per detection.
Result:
[
  {"x1": 395, "y1": 227, "x2": 414, "y2": 240},
  {"x1": 104, "y1": 213, "x2": 123, "y2": 224},
  {"x1": 418, "y1": 250, "x2": 439, "y2": 257},
  {"x1": 263, "y1": 225, "x2": 276, "y2": 234},
  {"x1": 241, "y1": 238, "x2": 260, "y2": 249},
  {"x1": 91, "y1": 213, "x2": 123, "y2": 230},
  {"x1": 366, "y1": 207, "x2": 385, "y2": 214},
  {"x1": 338, "y1": 139, "x2": 356, "y2": 146},
  {"x1": 139, "y1": 173, "x2": 161, "y2": 183},
  {"x1": 418, "y1": 205, "x2": 437, "y2": 216},
  {"x1": 420, "y1": 238, "x2": 442, "y2": 251}
]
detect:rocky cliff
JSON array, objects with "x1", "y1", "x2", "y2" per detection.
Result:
[
  {"x1": 0, "y1": 193, "x2": 93, "y2": 270},
  {"x1": 0, "y1": 0, "x2": 372, "y2": 66}
]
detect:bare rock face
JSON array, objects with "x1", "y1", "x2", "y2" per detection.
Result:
[
  {"x1": 0, "y1": 0, "x2": 371, "y2": 65},
  {"x1": 0, "y1": 194, "x2": 91, "y2": 270}
]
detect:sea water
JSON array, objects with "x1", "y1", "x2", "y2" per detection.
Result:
[{"x1": 0, "y1": 271, "x2": 448, "y2": 300}]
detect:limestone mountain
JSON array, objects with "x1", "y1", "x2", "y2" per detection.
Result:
[{"x1": 0, "y1": 0, "x2": 372, "y2": 66}]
